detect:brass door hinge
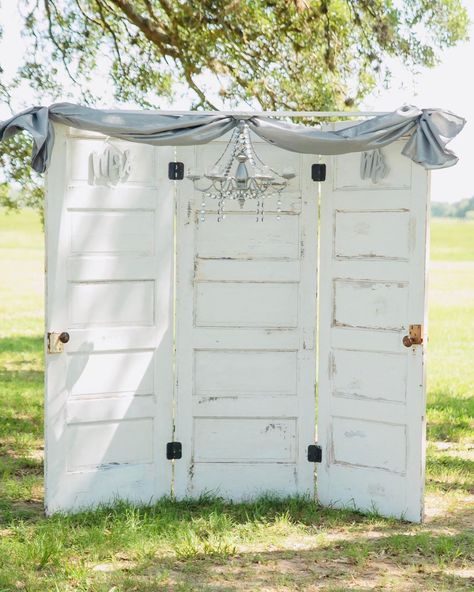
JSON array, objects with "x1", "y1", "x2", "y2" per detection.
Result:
[
  {"x1": 47, "y1": 332, "x2": 70, "y2": 354},
  {"x1": 402, "y1": 324, "x2": 423, "y2": 348}
]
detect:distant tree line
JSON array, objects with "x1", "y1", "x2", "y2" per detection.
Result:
[{"x1": 431, "y1": 197, "x2": 474, "y2": 219}]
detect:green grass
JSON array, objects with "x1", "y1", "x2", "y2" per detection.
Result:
[
  {"x1": 0, "y1": 210, "x2": 473, "y2": 591},
  {"x1": 430, "y1": 217, "x2": 474, "y2": 261}
]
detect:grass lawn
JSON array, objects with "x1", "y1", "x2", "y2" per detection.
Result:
[{"x1": 0, "y1": 210, "x2": 473, "y2": 591}]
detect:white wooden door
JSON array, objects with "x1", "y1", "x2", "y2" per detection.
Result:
[
  {"x1": 45, "y1": 125, "x2": 175, "y2": 513},
  {"x1": 174, "y1": 139, "x2": 318, "y2": 500},
  {"x1": 318, "y1": 133, "x2": 430, "y2": 522}
]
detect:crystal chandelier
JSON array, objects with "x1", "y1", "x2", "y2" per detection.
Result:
[{"x1": 186, "y1": 120, "x2": 295, "y2": 222}]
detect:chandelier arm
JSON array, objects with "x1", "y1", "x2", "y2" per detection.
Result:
[
  {"x1": 252, "y1": 145, "x2": 286, "y2": 180},
  {"x1": 193, "y1": 179, "x2": 215, "y2": 193},
  {"x1": 242, "y1": 122, "x2": 288, "y2": 182}
]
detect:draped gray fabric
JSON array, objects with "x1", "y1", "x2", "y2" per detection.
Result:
[{"x1": 0, "y1": 102, "x2": 465, "y2": 173}]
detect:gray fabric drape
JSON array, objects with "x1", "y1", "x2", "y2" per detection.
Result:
[{"x1": 0, "y1": 102, "x2": 465, "y2": 173}]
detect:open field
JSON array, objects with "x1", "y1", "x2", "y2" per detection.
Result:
[{"x1": 0, "y1": 211, "x2": 472, "y2": 591}]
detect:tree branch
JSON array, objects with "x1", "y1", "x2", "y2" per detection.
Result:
[
  {"x1": 107, "y1": 0, "x2": 176, "y2": 54},
  {"x1": 182, "y1": 68, "x2": 218, "y2": 110},
  {"x1": 43, "y1": 0, "x2": 82, "y2": 88}
]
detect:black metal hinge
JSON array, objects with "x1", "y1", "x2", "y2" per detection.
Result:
[
  {"x1": 166, "y1": 441, "x2": 182, "y2": 460},
  {"x1": 307, "y1": 444, "x2": 322, "y2": 463},
  {"x1": 311, "y1": 163, "x2": 326, "y2": 182},
  {"x1": 168, "y1": 161, "x2": 184, "y2": 180}
]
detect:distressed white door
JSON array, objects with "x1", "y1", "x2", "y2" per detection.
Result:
[
  {"x1": 318, "y1": 133, "x2": 430, "y2": 522},
  {"x1": 174, "y1": 139, "x2": 318, "y2": 500},
  {"x1": 45, "y1": 124, "x2": 175, "y2": 513}
]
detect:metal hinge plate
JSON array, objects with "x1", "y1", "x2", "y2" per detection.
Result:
[
  {"x1": 166, "y1": 442, "x2": 182, "y2": 460},
  {"x1": 307, "y1": 444, "x2": 322, "y2": 463},
  {"x1": 408, "y1": 324, "x2": 423, "y2": 344},
  {"x1": 311, "y1": 163, "x2": 326, "y2": 182},
  {"x1": 168, "y1": 161, "x2": 184, "y2": 180},
  {"x1": 403, "y1": 324, "x2": 424, "y2": 347},
  {"x1": 47, "y1": 332, "x2": 64, "y2": 354}
]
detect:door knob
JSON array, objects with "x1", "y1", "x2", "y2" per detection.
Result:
[{"x1": 59, "y1": 332, "x2": 70, "y2": 344}]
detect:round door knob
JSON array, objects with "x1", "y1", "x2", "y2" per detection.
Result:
[
  {"x1": 402, "y1": 335, "x2": 413, "y2": 348},
  {"x1": 59, "y1": 332, "x2": 70, "y2": 344}
]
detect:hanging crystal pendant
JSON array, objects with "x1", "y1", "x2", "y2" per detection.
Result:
[
  {"x1": 235, "y1": 156, "x2": 249, "y2": 190},
  {"x1": 185, "y1": 120, "x2": 295, "y2": 223}
]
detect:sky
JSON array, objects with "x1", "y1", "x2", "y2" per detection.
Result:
[{"x1": 0, "y1": 2, "x2": 473, "y2": 203}]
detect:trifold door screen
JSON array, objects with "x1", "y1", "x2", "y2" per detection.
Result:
[{"x1": 45, "y1": 121, "x2": 429, "y2": 522}]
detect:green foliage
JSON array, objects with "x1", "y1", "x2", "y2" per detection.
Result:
[
  {"x1": 15, "y1": 0, "x2": 469, "y2": 110},
  {"x1": 0, "y1": 0, "x2": 470, "y2": 214},
  {"x1": 432, "y1": 196, "x2": 474, "y2": 219},
  {"x1": 0, "y1": 134, "x2": 45, "y2": 214}
]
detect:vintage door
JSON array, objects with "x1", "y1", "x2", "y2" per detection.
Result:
[
  {"x1": 174, "y1": 139, "x2": 318, "y2": 499},
  {"x1": 44, "y1": 124, "x2": 175, "y2": 513},
  {"x1": 317, "y1": 132, "x2": 430, "y2": 522},
  {"x1": 44, "y1": 118, "x2": 429, "y2": 520}
]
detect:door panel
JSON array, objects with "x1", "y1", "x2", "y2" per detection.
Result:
[
  {"x1": 174, "y1": 140, "x2": 318, "y2": 500},
  {"x1": 45, "y1": 120, "x2": 429, "y2": 519},
  {"x1": 318, "y1": 132, "x2": 429, "y2": 522},
  {"x1": 44, "y1": 125, "x2": 175, "y2": 513}
]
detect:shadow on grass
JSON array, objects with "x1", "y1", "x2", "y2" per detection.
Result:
[
  {"x1": 0, "y1": 494, "x2": 403, "y2": 530},
  {"x1": 3, "y1": 497, "x2": 470, "y2": 592},
  {"x1": 426, "y1": 454, "x2": 474, "y2": 494},
  {"x1": 0, "y1": 333, "x2": 472, "y2": 569},
  {"x1": 0, "y1": 369, "x2": 43, "y2": 437},
  {"x1": 0, "y1": 335, "x2": 43, "y2": 355},
  {"x1": 427, "y1": 391, "x2": 474, "y2": 442},
  {"x1": 110, "y1": 532, "x2": 472, "y2": 592},
  {"x1": 0, "y1": 335, "x2": 44, "y2": 395},
  {"x1": 0, "y1": 335, "x2": 44, "y2": 521},
  {"x1": 58, "y1": 493, "x2": 474, "y2": 531},
  {"x1": 79, "y1": 500, "x2": 474, "y2": 591}
]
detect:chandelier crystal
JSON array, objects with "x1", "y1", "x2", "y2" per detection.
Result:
[{"x1": 186, "y1": 120, "x2": 295, "y2": 222}]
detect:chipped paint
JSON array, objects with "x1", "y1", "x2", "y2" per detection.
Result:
[
  {"x1": 188, "y1": 461, "x2": 195, "y2": 483},
  {"x1": 343, "y1": 430, "x2": 366, "y2": 439},
  {"x1": 97, "y1": 462, "x2": 124, "y2": 470},
  {"x1": 328, "y1": 352, "x2": 336, "y2": 379},
  {"x1": 196, "y1": 396, "x2": 222, "y2": 404},
  {"x1": 368, "y1": 483, "x2": 386, "y2": 497},
  {"x1": 264, "y1": 422, "x2": 287, "y2": 433}
]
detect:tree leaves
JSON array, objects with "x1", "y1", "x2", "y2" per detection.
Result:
[{"x1": 0, "y1": 0, "x2": 469, "y2": 212}]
